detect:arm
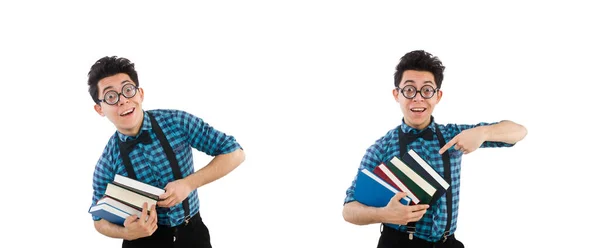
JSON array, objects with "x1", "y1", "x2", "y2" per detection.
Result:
[
  {"x1": 479, "y1": 120, "x2": 527, "y2": 145},
  {"x1": 158, "y1": 148, "x2": 245, "y2": 207},
  {"x1": 158, "y1": 110, "x2": 245, "y2": 207},
  {"x1": 343, "y1": 201, "x2": 388, "y2": 225},
  {"x1": 94, "y1": 219, "x2": 129, "y2": 239},
  {"x1": 343, "y1": 192, "x2": 429, "y2": 226},
  {"x1": 439, "y1": 120, "x2": 528, "y2": 154},
  {"x1": 185, "y1": 148, "x2": 245, "y2": 188}
]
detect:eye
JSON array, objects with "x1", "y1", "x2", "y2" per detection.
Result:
[
  {"x1": 106, "y1": 92, "x2": 117, "y2": 100},
  {"x1": 104, "y1": 91, "x2": 118, "y2": 103},
  {"x1": 403, "y1": 87, "x2": 416, "y2": 94},
  {"x1": 123, "y1": 84, "x2": 136, "y2": 97}
]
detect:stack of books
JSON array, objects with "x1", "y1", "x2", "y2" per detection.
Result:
[
  {"x1": 354, "y1": 149, "x2": 450, "y2": 208},
  {"x1": 88, "y1": 175, "x2": 165, "y2": 226}
]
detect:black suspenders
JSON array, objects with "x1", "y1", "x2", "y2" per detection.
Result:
[
  {"x1": 118, "y1": 112, "x2": 192, "y2": 225},
  {"x1": 398, "y1": 124, "x2": 453, "y2": 241}
]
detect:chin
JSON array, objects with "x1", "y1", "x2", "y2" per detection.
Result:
[{"x1": 406, "y1": 115, "x2": 431, "y2": 128}]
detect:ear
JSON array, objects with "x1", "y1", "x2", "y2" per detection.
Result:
[
  {"x1": 94, "y1": 104, "x2": 105, "y2": 117},
  {"x1": 392, "y1": 88, "x2": 401, "y2": 103},
  {"x1": 436, "y1": 89, "x2": 443, "y2": 103},
  {"x1": 138, "y1": 87, "x2": 144, "y2": 102}
]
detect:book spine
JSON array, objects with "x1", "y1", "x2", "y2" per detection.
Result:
[
  {"x1": 385, "y1": 161, "x2": 433, "y2": 204},
  {"x1": 105, "y1": 183, "x2": 156, "y2": 212},
  {"x1": 377, "y1": 164, "x2": 420, "y2": 204},
  {"x1": 103, "y1": 195, "x2": 144, "y2": 213},
  {"x1": 112, "y1": 181, "x2": 160, "y2": 201},
  {"x1": 406, "y1": 150, "x2": 449, "y2": 189},
  {"x1": 390, "y1": 157, "x2": 437, "y2": 196}
]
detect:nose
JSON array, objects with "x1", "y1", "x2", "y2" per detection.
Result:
[
  {"x1": 412, "y1": 92, "x2": 425, "y2": 101},
  {"x1": 117, "y1": 93, "x2": 129, "y2": 106}
]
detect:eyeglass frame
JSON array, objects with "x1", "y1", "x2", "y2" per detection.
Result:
[
  {"x1": 97, "y1": 83, "x2": 139, "y2": 105},
  {"x1": 395, "y1": 85, "x2": 439, "y2": 99}
]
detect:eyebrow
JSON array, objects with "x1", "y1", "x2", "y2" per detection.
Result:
[
  {"x1": 402, "y1": 80, "x2": 435, "y2": 86},
  {"x1": 101, "y1": 80, "x2": 132, "y2": 95}
]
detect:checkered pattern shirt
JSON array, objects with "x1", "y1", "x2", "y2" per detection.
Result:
[
  {"x1": 90, "y1": 109, "x2": 242, "y2": 226},
  {"x1": 344, "y1": 118, "x2": 513, "y2": 242}
]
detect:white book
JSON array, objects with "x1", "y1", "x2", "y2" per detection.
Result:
[
  {"x1": 105, "y1": 183, "x2": 157, "y2": 212},
  {"x1": 408, "y1": 149, "x2": 450, "y2": 190},
  {"x1": 390, "y1": 157, "x2": 437, "y2": 196},
  {"x1": 97, "y1": 196, "x2": 143, "y2": 218},
  {"x1": 378, "y1": 164, "x2": 421, "y2": 204},
  {"x1": 113, "y1": 174, "x2": 165, "y2": 200}
]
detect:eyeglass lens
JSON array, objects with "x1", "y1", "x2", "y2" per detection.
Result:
[
  {"x1": 103, "y1": 84, "x2": 137, "y2": 105},
  {"x1": 400, "y1": 85, "x2": 436, "y2": 99}
]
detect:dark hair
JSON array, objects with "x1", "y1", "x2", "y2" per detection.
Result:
[
  {"x1": 393, "y1": 50, "x2": 445, "y2": 89},
  {"x1": 87, "y1": 56, "x2": 139, "y2": 104}
]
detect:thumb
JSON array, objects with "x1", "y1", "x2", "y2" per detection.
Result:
[
  {"x1": 123, "y1": 215, "x2": 138, "y2": 227},
  {"x1": 160, "y1": 185, "x2": 173, "y2": 200},
  {"x1": 391, "y1": 191, "x2": 408, "y2": 202}
]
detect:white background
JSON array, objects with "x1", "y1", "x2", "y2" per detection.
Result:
[{"x1": 1, "y1": 1, "x2": 598, "y2": 247}]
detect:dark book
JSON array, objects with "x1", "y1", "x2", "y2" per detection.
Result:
[
  {"x1": 402, "y1": 150, "x2": 449, "y2": 205},
  {"x1": 385, "y1": 160, "x2": 434, "y2": 204}
]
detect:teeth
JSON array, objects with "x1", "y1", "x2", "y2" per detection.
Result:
[
  {"x1": 411, "y1": 108, "x2": 425, "y2": 112},
  {"x1": 120, "y1": 109, "x2": 134, "y2": 116}
]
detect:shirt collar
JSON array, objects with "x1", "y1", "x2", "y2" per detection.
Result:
[
  {"x1": 117, "y1": 110, "x2": 152, "y2": 142},
  {"x1": 400, "y1": 115, "x2": 437, "y2": 134}
]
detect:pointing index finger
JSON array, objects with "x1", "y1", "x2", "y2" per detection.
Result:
[{"x1": 439, "y1": 137, "x2": 458, "y2": 154}]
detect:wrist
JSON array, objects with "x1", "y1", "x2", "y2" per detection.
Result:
[
  {"x1": 478, "y1": 125, "x2": 491, "y2": 141},
  {"x1": 123, "y1": 228, "x2": 134, "y2": 241},
  {"x1": 183, "y1": 176, "x2": 199, "y2": 190},
  {"x1": 373, "y1": 206, "x2": 388, "y2": 223}
]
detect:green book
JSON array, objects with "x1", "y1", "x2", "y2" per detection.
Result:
[
  {"x1": 390, "y1": 156, "x2": 437, "y2": 196},
  {"x1": 384, "y1": 160, "x2": 434, "y2": 204}
]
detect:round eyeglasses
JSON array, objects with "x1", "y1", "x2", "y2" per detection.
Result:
[
  {"x1": 396, "y1": 85, "x2": 439, "y2": 99},
  {"x1": 98, "y1": 83, "x2": 139, "y2": 105}
]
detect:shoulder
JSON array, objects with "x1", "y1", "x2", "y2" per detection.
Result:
[
  {"x1": 96, "y1": 132, "x2": 120, "y2": 169},
  {"x1": 147, "y1": 109, "x2": 202, "y2": 123},
  {"x1": 381, "y1": 126, "x2": 400, "y2": 142},
  {"x1": 146, "y1": 109, "x2": 190, "y2": 119},
  {"x1": 369, "y1": 125, "x2": 400, "y2": 150}
]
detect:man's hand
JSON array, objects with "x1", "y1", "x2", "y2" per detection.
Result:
[
  {"x1": 382, "y1": 192, "x2": 429, "y2": 225},
  {"x1": 123, "y1": 203, "x2": 158, "y2": 240},
  {"x1": 158, "y1": 179, "x2": 193, "y2": 208},
  {"x1": 439, "y1": 127, "x2": 487, "y2": 155}
]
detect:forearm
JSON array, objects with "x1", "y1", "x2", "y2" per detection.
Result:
[
  {"x1": 185, "y1": 148, "x2": 245, "y2": 189},
  {"x1": 342, "y1": 201, "x2": 385, "y2": 225},
  {"x1": 480, "y1": 120, "x2": 527, "y2": 144},
  {"x1": 94, "y1": 219, "x2": 130, "y2": 240}
]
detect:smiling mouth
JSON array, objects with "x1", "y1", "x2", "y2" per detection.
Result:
[
  {"x1": 120, "y1": 108, "x2": 135, "y2": 116},
  {"x1": 410, "y1": 107, "x2": 426, "y2": 113}
]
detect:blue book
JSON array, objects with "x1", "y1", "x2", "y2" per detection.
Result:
[
  {"x1": 354, "y1": 168, "x2": 411, "y2": 229},
  {"x1": 355, "y1": 168, "x2": 412, "y2": 206},
  {"x1": 88, "y1": 203, "x2": 130, "y2": 226}
]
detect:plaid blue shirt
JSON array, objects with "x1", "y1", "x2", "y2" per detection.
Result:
[
  {"x1": 90, "y1": 109, "x2": 242, "y2": 226},
  {"x1": 344, "y1": 118, "x2": 514, "y2": 242}
]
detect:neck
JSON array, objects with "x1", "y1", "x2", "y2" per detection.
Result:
[
  {"x1": 118, "y1": 112, "x2": 145, "y2": 137},
  {"x1": 404, "y1": 116, "x2": 433, "y2": 130}
]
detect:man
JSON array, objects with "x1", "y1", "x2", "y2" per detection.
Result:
[
  {"x1": 87, "y1": 56, "x2": 245, "y2": 248},
  {"x1": 342, "y1": 50, "x2": 527, "y2": 247}
]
